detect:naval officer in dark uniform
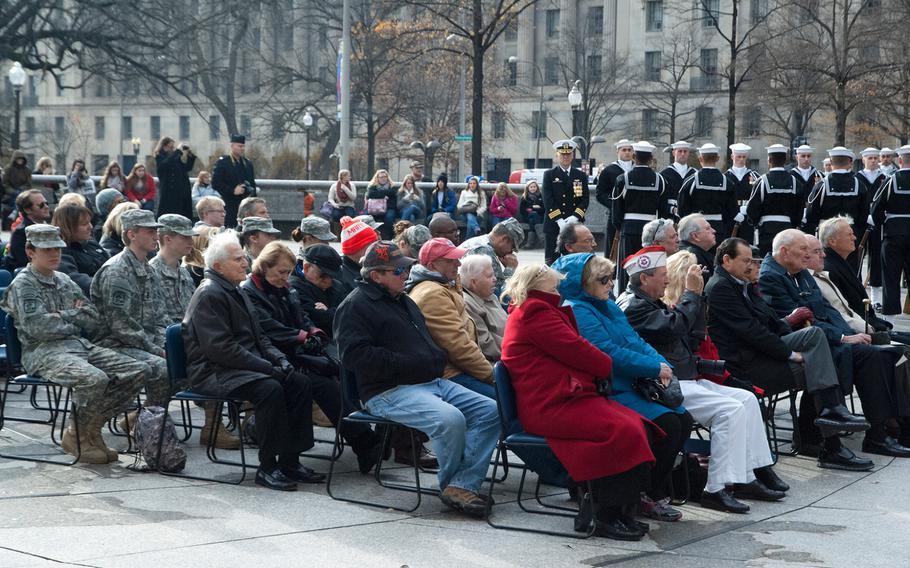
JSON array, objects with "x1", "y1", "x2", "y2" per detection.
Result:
[
  {"x1": 542, "y1": 139, "x2": 590, "y2": 265},
  {"x1": 746, "y1": 144, "x2": 804, "y2": 256},
  {"x1": 595, "y1": 139, "x2": 633, "y2": 256},
  {"x1": 725, "y1": 143, "x2": 759, "y2": 244},
  {"x1": 212, "y1": 134, "x2": 258, "y2": 228},
  {"x1": 856, "y1": 147, "x2": 887, "y2": 307},
  {"x1": 677, "y1": 143, "x2": 739, "y2": 242}
]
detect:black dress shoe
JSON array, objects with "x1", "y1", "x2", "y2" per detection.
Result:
[
  {"x1": 818, "y1": 446, "x2": 874, "y2": 471},
  {"x1": 355, "y1": 442, "x2": 383, "y2": 474},
  {"x1": 621, "y1": 515, "x2": 649, "y2": 534},
  {"x1": 701, "y1": 489, "x2": 750, "y2": 514},
  {"x1": 732, "y1": 479, "x2": 786, "y2": 501},
  {"x1": 815, "y1": 405, "x2": 870, "y2": 433},
  {"x1": 862, "y1": 436, "x2": 910, "y2": 458},
  {"x1": 255, "y1": 467, "x2": 298, "y2": 491},
  {"x1": 754, "y1": 466, "x2": 789, "y2": 492},
  {"x1": 593, "y1": 518, "x2": 645, "y2": 541},
  {"x1": 280, "y1": 463, "x2": 326, "y2": 483}
]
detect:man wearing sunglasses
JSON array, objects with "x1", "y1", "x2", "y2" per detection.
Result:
[
  {"x1": 5, "y1": 189, "x2": 51, "y2": 269},
  {"x1": 335, "y1": 240, "x2": 499, "y2": 518}
]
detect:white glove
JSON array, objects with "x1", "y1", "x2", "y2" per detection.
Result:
[
  {"x1": 566, "y1": 215, "x2": 579, "y2": 224},
  {"x1": 734, "y1": 212, "x2": 745, "y2": 223},
  {"x1": 556, "y1": 218, "x2": 567, "y2": 230},
  {"x1": 739, "y1": 204, "x2": 749, "y2": 215},
  {"x1": 867, "y1": 214, "x2": 875, "y2": 227}
]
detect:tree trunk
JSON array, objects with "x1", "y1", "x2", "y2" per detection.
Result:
[
  {"x1": 835, "y1": 81, "x2": 847, "y2": 145},
  {"x1": 366, "y1": 94, "x2": 376, "y2": 174}
]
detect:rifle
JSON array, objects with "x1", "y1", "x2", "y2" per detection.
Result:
[
  {"x1": 731, "y1": 222, "x2": 740, "y2": 238},
  {"x1": 855, "y1": 228, "x2": 871, "y2": 280},
  {"x1": 609, "y1": 233, "x2": 621, "y2": 263}
]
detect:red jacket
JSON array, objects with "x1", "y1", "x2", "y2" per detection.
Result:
[
  {"x1": 490, "y1": 194, "x2": 519, "y2": 218},
  {"x1": 501, "y1": 290, "x2": 657, "y2": 481},
  {"x1": 124, "y1": 175, "x2": 157, "y2": 203}
]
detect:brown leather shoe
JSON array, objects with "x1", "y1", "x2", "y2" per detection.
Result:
[
  {"x1": 439, "y1": 486, "x2": 488, "y2": 518},
  {"x1": 394, "y1": 443, "x2": 438, "y2": 468},
  {"x1": 312, "y1": 402, "x2": 333, "y2": 427}
]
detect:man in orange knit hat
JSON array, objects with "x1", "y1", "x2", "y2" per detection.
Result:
[{"x1": 337, "y1": 215, "x2": 379, "y2": 295}]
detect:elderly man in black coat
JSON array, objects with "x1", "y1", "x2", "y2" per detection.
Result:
[
  {"x1": 183, "y1": 230, "x2": 323, "y2": 491},
  {"x1": 705, "y1": 237, "x2": 873, "y2": 471},
  {"x1": 759, "y1": 229, "x2": 910, "y2": 458}
]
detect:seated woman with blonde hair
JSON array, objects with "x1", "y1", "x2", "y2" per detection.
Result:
[{"x1": 500, "y1": 263, "x2": 657, "y2": 541}]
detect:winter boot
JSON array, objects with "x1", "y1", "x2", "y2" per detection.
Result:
[
  {"x1": 61, "y1": 417, "x2": 109, "y2": 464},
  {"x1": 200, "y1": 403, "x2": 241, "y2": 449}
]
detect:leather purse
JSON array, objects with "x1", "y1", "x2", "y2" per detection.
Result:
[{"x1": 632, "y1": 376, "x2": 684, "y2": 408}]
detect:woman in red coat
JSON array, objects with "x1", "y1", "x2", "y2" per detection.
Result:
[{"x1": 501, "y1": 264, "x2": 659, "y2": 541}]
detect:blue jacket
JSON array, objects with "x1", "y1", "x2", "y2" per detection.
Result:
[
  {"x1": 552, "y1": 253, "x2": 685, "y2": 420},
  {"x1": 430, "y1": 189, "x2": 457, "y2": 216}
]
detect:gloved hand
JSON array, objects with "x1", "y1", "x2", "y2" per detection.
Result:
[
  {"x1": 784, "y1": 306, "x2": 814, "y2": 328},
  {"x1": 866, "y1": 214, "x2": 875, "y2": 227},
  {"x1": 734, "y1": 212, "x2": 746, "y2": 223},
  {"x1": 739, "y1": 204, "x2": 749, "y2": 216},
  {"x1": 303, "y1": 335, "x2": 324, "y2": 355},
  {"x1": 566, "y1": 215, "x2": 579, "y2": 224},
  {"x1": 556, "y1": 218, "x2": 567, "y2": 230}
]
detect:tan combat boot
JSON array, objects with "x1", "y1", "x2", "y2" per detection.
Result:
[
  {"x1": 88, "y1": 416, "x2": 119, "y2": 462},
  {"x1": 199, "y1": 403, "x2": 241, "y2": 449},
  {"x1": 61, "y1": 419, "x2": 109, "y2": 464},
  {"x1": 117, "y1": 409, "x2": 139, "y2": 437}
]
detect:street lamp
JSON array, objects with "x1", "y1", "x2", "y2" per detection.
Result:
[
  {"x1": 303, "y1": 109, "x2": 314, "y2": 180},
  {"x1": 7, "y1": 62, "x2": 27, "y2": 149},
  {"x1": 508, "y1": 56, "x2": 546, "y2": 170},
  {"x1": 131, "y1": 137, "x2": 141, "y2": 167},
  {"x1": 410, "y1": 140, "x2": 442, "y2": 178},
  {"x1": 571, "y1": 135, "x2": 607, "y2": 160},
  {"x1": 568, "y1": 80, "x2": 583, "y2": 138}
]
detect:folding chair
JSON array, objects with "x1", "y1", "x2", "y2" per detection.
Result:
[
  {"x1": 485, "y1": 362, "x2": 594, "y2": 538},
  {"x1": 0, "y1": 314, "x2": 81, "y2": 465},
  {"x1": 326, "y1": 367, "x2": 437, "y2": 513},
  {"x1": 157, "y1": 323, "x2": 252, "y2": 484},
  {"x1": 764, "y1": 389, "x2": 801, "y2": 462}
]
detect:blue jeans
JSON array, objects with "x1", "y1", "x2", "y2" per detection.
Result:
[
  {"x1": 365, "y1": 379, "x2": 499, "y2": 493},
  {"x1": 465, "y1": 212, "x2": 481, "y2": 236},
  {"x1": 491, "y1": 216, "x2": 510, "y2": 227},
  {"x1": 332, "y1": 206, "x2": 355, "y2": 222},
  {"x1": 526, "y1": 211, "x2": 541, "y2": 230},
  {"x1": 450, "y1": 373, "x2": 497, "y2": 400},
  {"x1": 400, "y1": 204, "x2": 422, "y2": 222},
  {"x1": 373, "y1": 208, "x2": 397, "y2": 239}
]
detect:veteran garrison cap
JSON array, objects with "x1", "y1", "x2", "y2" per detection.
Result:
[
  {"x1": 25, "y1": 224, "x2": 66, "y2": 249},
  {"x1": 157, "y1": 214, "x2": 198, "y2": 237},
  {"x1": 121, "y1": 209, "x2": 163, "y2": 231}
]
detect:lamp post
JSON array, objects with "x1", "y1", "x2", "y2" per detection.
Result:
[
  {"x1": 303, "y1": 109, "x2": 314, "y2": 180},
  {"x1": 508, "y1": 56, "x2": 547, "y2": 170},
  {"x1": 568, "y1": 80, "x2": 583, "y2": 139},
  {"x1": 571, "y1": 135, "x2": 607, "y2": 161},
  {"x1": 410, "y1": 140, "x2": 442, "y2": 179},
  {"x1": 7, "y1": 62, "x2": 26, "y2": 150},
  {"x1": 131, "y1": 137, "x2": 141, "y2": 169}
]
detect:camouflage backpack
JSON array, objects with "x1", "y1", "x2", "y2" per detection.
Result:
[{"x1": 131, "y1": 406, "x2": 187, "y2": 473}]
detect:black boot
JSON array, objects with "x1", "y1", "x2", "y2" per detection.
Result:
[{"x1": 754, "y1": 466, "x2": 789, "y2": 492}]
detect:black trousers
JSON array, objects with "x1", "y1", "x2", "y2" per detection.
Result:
[
  {"x1": 648, "y1": 411, "x2": 694, "y2": 500},
  {"x1": 592, "y1": 463, "x2": 650, "y2": 522},
  {"x1": 868, "y1": 228, "x2": 882, "y2": 287},
  {"x1": 882, "y1": 235, "x2": 910, "y2": 315},
  {"x1": 545, "y1": 230, "x2": 559, "y2": 266},
  {"x1": 849, "y1": 343, "x2": 904, "y2": 425},
  {"x1": 228, "y1": 373, "x2": 313, "y2": 470}
]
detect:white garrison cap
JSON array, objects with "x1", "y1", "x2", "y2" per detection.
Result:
[
  {"x1": 668, "y1": 140, "x2": 692, "y2": 150},
  {"x1": 827, "y1": 146, "x2": 855, "y2": 159},
  {"x1": 860, "y1": 147, "x2": 880, "y2": 158},
  {"x1": 880, "y1": 147, "x2": 896, "y2": 156},
  {"x1": 698, "y1": 143, "x2": 721, "y2": 155},
  {"x1": 615, "y1": 138, "x2": 633, "y2": 150},
  {"x1": 632, "y1": 140, "x2": 656, "y2": 153},
  {"x1": 623, "y1": 246, "x2": 668, "y2": 276},
  {"x1": 795, "y1": 144, "x2": 815, "y2": 154},
  {"x1": 896, "y1": 145, "x2": 910, "y2": 156},
  {"x1": 729, "y1": 143, "x2": 751, "y2": 155},
  {"x1": 765, "y1": 144, "x2": 789, "y2": 154}
]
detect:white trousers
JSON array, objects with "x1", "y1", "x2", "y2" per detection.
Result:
[{"x1": 680, "y1": 379, "x2": 774, "y2": 493}]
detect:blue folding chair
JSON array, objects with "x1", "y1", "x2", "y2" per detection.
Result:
[
  {"x1": 326, "y1": 367, "x2": 438, "y2": 512},
  {"x1": 485, "y1": 362, "x2": 594, "y2": 538},
  {"x1": 0, "y1": 314, "x2": 80, "y2": 465},
  {"x1": 158, "y1": 323, "x2": 251, "y2": 483}
]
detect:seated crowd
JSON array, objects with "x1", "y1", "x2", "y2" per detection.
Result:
[{"x1": 4, "y1": 192, "x2": 909, "y2": 543}]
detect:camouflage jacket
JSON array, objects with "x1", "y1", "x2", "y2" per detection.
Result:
[
  {"x1": 90, "y1": 248, "x2": 167, "y2": 353},
  {"x1": 458, "y1": 234, "x2": 513, "y2": 288},
  {"x1": 149, "y1": 254, "x2": 195, "y2": 325}
]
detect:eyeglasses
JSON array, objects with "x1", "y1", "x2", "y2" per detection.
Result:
[
  {"x1": 598, "y1": 275, "x2": 614, "y2": 285},
  {"x1": 35, "y1": 202, "x2": 49, "y2": 209},
  {"x1": 379, "y1": 266, "x2": 408, "y2": 276}
]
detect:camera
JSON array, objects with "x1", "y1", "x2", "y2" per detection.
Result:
[{"x1": 696, "y1": 358, "x2": 726, "y2": 376}]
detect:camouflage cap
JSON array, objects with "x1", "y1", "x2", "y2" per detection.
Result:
[
  {"x1": 240, "y1": 216, "x2": 281, "y2": 235},
  {"x1": 25, "y1": 224, "x2": 66, "y2": 249},
  {"x1": 299, "y1": 215, "x2": 336, "y2": 241},
  {"x1": 354, "y1": 214, "x2": 383, "y2": 231},
  {"x1": 157, "y1": 214, "x2": 198, "y2": 237},
  {"x1": 498, "y1": 217, "x2": 525, "y2": 250},
  {"x1": 121, "y1": 209, "x2": 163, "y2": 231}
]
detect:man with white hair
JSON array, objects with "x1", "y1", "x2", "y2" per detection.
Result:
[
  {"x1": 595, "y1": 139, "x2": 634, "y2": 256},
  {"x1": 660, "y1": 141, "x2": 697, "y2": 218},
  {"x1": 871, "y1": 145, "x2": 910, "y2": 317},
  {"x1": 726, "y1": 143, "x2": 759, "y2": 245},
  {"x1": 677, "y1": 143, "x2": 739, "y2": 242},
  {"x1": 183, "y1": 231, "x2": 321, "y2": 491},
  {"x1": 746, "y1": 145, "x2": 804, "y2": 256},
  {"x1": 641, "y1": 218, "x2": 679, "y2": 255},
  {"x1": 678, "y1": 213, "x2": 716, "y2": 284},
  {"x1": 760, "y1": 229, "x2": 910, "y2": 459}
]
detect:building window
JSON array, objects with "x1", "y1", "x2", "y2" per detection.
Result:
[
  {"x1": 694, "y1": 106, "x2": 714, "y2": 137},
  {"x1": 506, "y1": 59, "x2": 517, "y2": 86},
  {"x1": 862, "y1": 43, "x2": 880, "y2": 63},
  {"x1": 587, "y1": 7, "x2": 604, "y2": 36},
  {"x1": 271, "y1": 113, "x2": 284, "y2": 139},
  {"x1": 646, "y1": 0, "x2": 663, "y2": 32},
  {"x1": 642, "y1": 109, "x2": 659, "y2": 139},
  {"x1": 750, "y1": 0, "x2": 768, "y2": 23},
  {"x1": 209, "y1": 115, "x2": 220, "y2": 140},
  {"x1": 746, "y1": 107, "x2": 761, "y2": 136},
  {"x1": 587, "y1": 55, "x2": 602, "y2": 83},
  {"x1": 697, "y1": 48, "x2": 719, "y2": 89},
  {"x1": 122, "y1": 116, "x2": 133, "y2": 140},
  {"x1": 544, "y1": 56, "x2": 559, "y2": 85},
  {"x1": 241, "y1": 115, "x2": 252, "y2": 138},
  {"x1": 645, "y1": 51, "x2": 662, "y2": 82},
  {"x1": 150, "y1": 116, "x2": 161, "y2": 141},
  {"x1": 54, "y1": 116, "x2": 65, "y2": 138},
  {"x1": 94, "y1": 116, "x2": 105, "y2": 140},
  {"x1": 492, "y1": 111, "x2": 506, "y2": 139},
  {"x1": 545, "y1": 9, "x2": 560, "y2": 37},
  {"x1": 24, "y1": 116, "x2": 35, "y2": 140},
  {"x1": 504, "y1": 19, "x2": 518, "y2": 41},
  {"x1": 531, "y1": 110, "x2": 547, "y2": 139},
  {"x1": 93, "y1": 78, "x2": 112, "y2": 98},
  {"x1": 179, "y1": 116, "x2": 191, "y2": 140},
  {"x1": 703, "y1": 0, "x2": 720, "y2": 27}
]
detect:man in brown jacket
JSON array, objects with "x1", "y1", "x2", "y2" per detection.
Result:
[{"x1": 406, "y1": 238, "x2": 495, "y2": 399}]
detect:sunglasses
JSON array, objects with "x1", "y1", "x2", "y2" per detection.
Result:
[
  {"x1": 598, "y1": 275, "x2": 614, "y2": 285},
  {"x1": 380, "y1": 266, "x2": 409, "y2": 276}
]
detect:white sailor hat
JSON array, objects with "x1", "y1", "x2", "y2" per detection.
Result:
[
  {"x1": 623, "y1": 246, "x2": 667, "y2": 276},
  {"x1": 553, "y1": 139, "x2": 577, "y2": 154},
  {"x1": 614, "y1": 138, "x2": 633, "y2": 150},
  {"x1": 668, "y1": 140, "x2": 692, "y2": 150},
  {"x1": 827, "y1": 146, "x2": 855, "y2": 159},
  {"x1": 795, "y1": 144, "x2": 815, "y2": 154},
  {"x1": 729, "y1": 143, "x2": 752, "y2": 155},
  {"x1": 880, "y1": 147, "x2": 896, "y2": 156},
  {"x1": 860, "y1": 147, "x2": 880, "y2": 158},
  {"x1": 632, "y1": 140, "x2": 656, "y2": 153},
  {"x1": 698, "y1": 143, "x2": 721, "y2": 155},
  {"x1": 765, "y1": 144, "x2": 789, "y2": 155},
  {"x1": 896, "y1": 145, "x2": 910, "y2": 156}
]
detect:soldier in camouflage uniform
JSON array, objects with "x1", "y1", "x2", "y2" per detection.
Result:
[
  {"x1": 91, "y1": 210, "x2": 170, "y2": 411},
  {"x1": 0, "y1": 224, "x2": 147, "y2": 463},
  {"x1": 150, "y1": 214, "x2": 198, "y2": 325},
  {"x1": 457, "y1": 217, "x2": 524, "y2": 295}
]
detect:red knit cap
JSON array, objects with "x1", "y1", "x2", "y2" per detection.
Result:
[{"x1": 340, "y1": 216, "x2": 379, "y2": 255}]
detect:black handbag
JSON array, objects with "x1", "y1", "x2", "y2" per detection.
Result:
[{"x1": 632, "y1": 376, "x2": 684, "y2": 408}]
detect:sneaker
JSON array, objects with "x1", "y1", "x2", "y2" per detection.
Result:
[
  {"x1": 639, "y1": 494, "x2": 683, "y2": 522},
  {"x1": 439, "y1": 486, "x2": 488, "y2": 518}
]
